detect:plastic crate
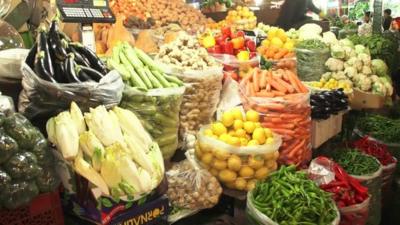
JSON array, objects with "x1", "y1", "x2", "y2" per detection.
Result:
[{"x1": 0, "y1": 191, "x2": 64, "y2": 225}]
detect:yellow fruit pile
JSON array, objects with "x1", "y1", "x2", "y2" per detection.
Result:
[
  {"x1": 225, "y1": 6, "x2": 257, "y2": 30},
  {"x1": 308, "y1": 78, "x2": 352, "y2": 93},
  {"x1": 261, "y1": 27, "x2": 295, "y2": 51},
  {"x1": 205, "y1": 108, "x2": 274, "y2": 146},
  {"x1": 195, "y1": 108, "x2": 280, "y2": 191}
]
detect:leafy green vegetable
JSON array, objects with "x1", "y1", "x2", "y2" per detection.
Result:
[
  {"x1": 357, "y1": 114, "x2": 400, "y2": 143},
  {"x1": 331, "y1": 149, "x2": 381, "y2": 175},
  {"x1": 296, "y1": 39, "x2": 328, "y2": 50}
]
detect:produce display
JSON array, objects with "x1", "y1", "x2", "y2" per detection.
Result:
[
  {"x1": 108, "y1": 42, "x2": 184, "y2": 159},
  {"x1": 256, "y1": 24, "x2": 299, "y2": 42},
  {"x1": 257, "y1": 27, "x2": 295, "y2": 60},
  {"x1": 46, "y1": 103, "x2": 164, "y2": 198},
  {"x1": 156, "y1": 34, "x2": 223, "y2": 136},
  {"x1": 124, "y1": 16, "x2": 155, "y2": 29},
  {"x1": 167, "y1": 159, "x2": 222, "y2": 212},
  {"x1": 310, "y1": 89, "x2": 348, "y2": 120},
  {"x1": 352, "y1": 136, "x2": 396, "y2": 166},
  {"x1": 240, "y1": 68, "x2": 311, "y2": 166},
  {"x1": 26, "y1": 20, "x2": 109, "y2": 83},
  {"x1": 319, "y1": 39, "x2": 393, "y2": 97},
  {"x1": 295, "y1": 39, "x2": 330, "y2": 81},
  {"x1": 332, "y1": 149, "x2": 380, "y2": 176},
  {"x1": 224, "y1": 6, "x2": 257, "y2": 31},
  {"x1": 0, "y1": 113, "x2": 59, "y2": 209},
  {"x1": 110, "y1": 0, "x2": 211, "y2": 32},
  {"x1": 247, "y1": 165, "x2": 338, "y2": 225},
  {"x1": 195, "y1": 108, "x2": 281, "y2": 191},
  {"x1": 308, "y1": 157, "x2": 370, "y2": 225},
  {"x1": 357, "y1": 114, "x2": 400, "y2": 144}
]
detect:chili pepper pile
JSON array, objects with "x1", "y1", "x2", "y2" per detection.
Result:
[
  {"x1": 331, "y1": 149, "x2": 381, "y2": 176},
  {"x1": 250, "y1": 165, "x2": 337, "y2": 224},
  {"x1": 352, "y1": 136, "x2": 396, "y2": 166}
]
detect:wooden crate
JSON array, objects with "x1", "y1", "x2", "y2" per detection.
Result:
[
  {"x1": 312, "y1": 112, "x2": 345, "y2": 148},
  {"x1": 350, "y1": 89, "x2": 385, "y2": 109}
]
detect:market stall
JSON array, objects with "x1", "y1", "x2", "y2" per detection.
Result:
[{"x1": 0, "y1": 0, "x2": 400, "y2": 224}]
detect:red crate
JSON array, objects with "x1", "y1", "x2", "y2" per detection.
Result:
[{"x1": 0, "y1": 191, "x2": 64, "y2": 225}]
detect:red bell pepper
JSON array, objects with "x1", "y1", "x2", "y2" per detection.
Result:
[
  {"x1": 352, "y1": 136, "x2": 396, "y2": 166},
  {"x1": 207, "y1": 45, "x2": 222, "y2": 54},
  {"x1": 231, "y1": 37, "x2": 245, "y2": 49},
  {"x1": 246, "y1": 39, "x2": 256, "y2": 52},
  {"x1": 221, "y1": 27, "x2": 232, "y2": 38},
  {"x1": 222, "y1": 41, "x2": 234, "y2": 55}
]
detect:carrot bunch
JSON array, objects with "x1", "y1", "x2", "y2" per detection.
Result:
[
  {"x1": 258, "y1": 46, "x2": 295, "y2": 60},
  {"x1": 240, "y1": 68, "x2": 312, "y2": 166}
]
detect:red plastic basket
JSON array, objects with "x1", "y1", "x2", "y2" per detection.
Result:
[{"x1": 0, "y1": 191, "x2": 64, "y2": 225}]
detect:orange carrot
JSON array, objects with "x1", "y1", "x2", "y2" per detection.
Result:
[
  {"x1": 274, "y1": 49, "x2": 289, "y2": 59},
  {"x1": 275, "y1": 77, "x2": 295, "y2": 93},
  {"x1": 287, "y1": 139, "x2": 305, "y2": 158},
  {"x1": 253, "y1": 70, "x2": 260, "y2": 92},
  {"x1": 249, "y1": 82, "x2": 256, "y2": 96},
  {"x1": 263, "y1": 122, "x2": 295, "y2": 129},
  {"x1": 284, "y1": 52, "x2": 295, "y2": 58},
  {"x1": 265, "y1": 103, "x2": 286, "y2": 110},
  {"x1": 268, "y1": 77, "x2": 287, "y2": 93},
  {"x1": 245, "y1": 81, "x2": 251, "y2": 96},
  {"x1": 271, "y1": 90, "x2": 286, "y2": 96},
  {"x1": 286, "y1": 70, "x2": 301, "y2": 93},
  {"x1": 260, "y1": 70, "x2": 267, "y2": 88},
  {"x1": 255, "y1": 92, "x2": 275, "y2": 97},
  {"x1": 266, "y1": 83, "x2": 271, "y2": 92},
  {"x1": 271, "y1": 128, "x2": 295, "y2": 135},
  {"x1": 254, "y1": 106, "x2": 269, "y2": 113}
]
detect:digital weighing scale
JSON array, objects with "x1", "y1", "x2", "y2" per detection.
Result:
[{"x1": 56, "y1": 0, "x2": 116, "y2": 51}]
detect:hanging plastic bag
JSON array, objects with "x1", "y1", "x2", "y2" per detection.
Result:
[
  {"x1": 120, "y1": 86, "x2": 184, "y2": 160},
  {"x1": 18, "y1": 63, "x2": 124, "y2": 120},
  {"x1": 195, "y1": 125, "x2": 281, "y2": 191},
  {"x1": 209, "y1": 53, "x2": 259, "y2": 71},
  {"x1": 166, "y1": 66, "x2": 223, "y2": 138},
  {"x1": 0, "y1": 93, "x2": 15, "y2": 113},
  {"x1": 0, "y1": 48, "x2": 28, "y2": 79},
  {"x1": 167, "y1": 151, "x2": 223, "y2": 223},
  {"x1": 295, "y1": 47, "x2": 330, "y2": 81}
]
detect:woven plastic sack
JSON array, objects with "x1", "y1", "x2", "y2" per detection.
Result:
[
  {"x1": 166, "y1": 66, "x2": 223, "y2": 138},
  {"x1": 339, "y1": 197, "x2": 370, "y2": 225},
  {"x1": 295, "y1": 47, "x2": 330, "y2": 81},
  {"x1": 239, "y1": 83, "x2": 312, "y2": 167},
  {"x1": 195, "y1": 125, "x2": 281, "y2": 191},
  {"x1": 18, "y1": 62, "x2": 124, "y2": 120},
  {"x1": 167, "y1": 150, "x2": 222, "y2": 223},
  {"x1": 381, "y1": 158, "x2": 397, "y2": 202},
  {"x1": 351, "y1": 162, "x2": 383, "y2": 225},
  {"x1": 120, "y1": 85, "x2": 185, "y2": 160},
  {"x1": 209, "y1": 53, "x2": 259, "y2": 71},
  {"x1": 246, "y1": 192, "x2": 340, "y2": 225}
]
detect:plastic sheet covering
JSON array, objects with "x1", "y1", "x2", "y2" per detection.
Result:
[{"x1": 295, "y1": 47, "x2": 330, "y2": 81}]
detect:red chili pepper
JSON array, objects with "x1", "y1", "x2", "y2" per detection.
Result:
[{"x1": 352, "y1": 136, "x2": 396, "y2": 166}]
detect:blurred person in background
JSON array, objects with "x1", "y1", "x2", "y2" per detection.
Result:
[
  {"x1": 383, "y1": 9, "x2": 393, "y2": 31},
  {"x1": 276, "y1": 0, "x2": 325, "y2": 30},
  {"x1": 358, "y1": 11, "x2": 372, "y2": 36}
]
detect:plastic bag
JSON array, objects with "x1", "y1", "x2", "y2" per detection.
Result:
[
  {"x1": 195, "y1": 125, "x2": 281, "y2": 191},
  {"x1": 120, "y1": 86, "x2": 184, "y2": 160},
  {"x1": 246, "y1": 192, "x2": 340, "y2": 225},
  {"x1": 261, "y1": 57, "x2": 297, "y2": 71},
  {"x1": 351, "y1": 162, "x2": 383, "y2": 225},
  {"x1": 295, "y1": 47, "x2": 330, "y2": 81},
  {"x1": 167, "y1": 151, "x2": 222, "y2": 223},
  {"x1": 209, "y1": 53, "x2": 259, "y2": 71},
  {"x1": 0, "y1": 93, "x2": 15, "y2": 113},
  {"x1": 18, "y1": 62, "x2": 124, "y2": 120},
  {"x1": 167, "y1": 66, "x2": 223, "y2": 138},
  {"x1": 339, "y1": 197, "x2": 370, "y2": 225},
  {"x1": 381, "y1": 158, "x2": 397, "y2": 203},
  {"x1": 240, "y1": 84, "x2": 312, "y2": 166},
  {"x1": 338, "y1": 29, "x2": 357, "y2": 39},
  {"x1": 0, "y1": 48, "x2": 28, "y2": 79}
]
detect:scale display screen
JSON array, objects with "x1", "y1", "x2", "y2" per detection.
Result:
[{"x1": 57, "y1": 0, "x2": 115, "y2": 23}]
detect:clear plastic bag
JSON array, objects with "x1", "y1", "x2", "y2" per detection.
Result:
[
  {"x1": 0, "y1": 93, "x2": 15, "y2": 113},
  {"x1": 167, "y1": 152, "x2": 222, "y2": 223},
  {"x1": 262, "y1": 57, "x2": 297, "y2": 71},
  {"x1": 120, "y1": 86, "x2": 185, "y2": 160},
  {"x1": 351, "y1": 162, "x2": 383, "y2": 225},
  {"x1": 195, "y1": 125, "x2": 281, "y2": 191},
  {"x1": 18, "y1": 62, "x2": 124, "y2": 120},
  {"x1": 240, "y1": 84, "x2": 312, "y2": 166},
  {"x1": 295, "y1": 47, "x2": 330, "y2": 81},
  {"x1": 0, "y1": 48, "x2": 28, "y2": 79},
  {"x1": 209, "y1": 53, "x2": 259, "y2": 71},
  {"x1": 246, "y1": 192, "x2": 340, "y2": 225},
  {"x1": 167, "y1": 66, "x2": 223, "y2": 138},
  {"x1": 339, "y1": 197, "x2": 370, "y2": 225}
]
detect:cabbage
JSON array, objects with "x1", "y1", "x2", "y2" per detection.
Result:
[
  {"x1": 371, "y1": 59, "x2": 388, "y2": 77},
  {"x1": 331, "y1": 44, "x2": 345, "y2": 59},
  {"x1": 339, "y1": 38, "x2": 354, "y2": 48},
  {"x1": 322, "y1": 32, "x2": 338, "y2": 46},
  {"x1": 354, "y1": 45, "x2": 369, "y2": 55}
]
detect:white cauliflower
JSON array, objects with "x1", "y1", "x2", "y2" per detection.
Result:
[
  {"x1": 345, "y1": 57, "x2": 362, "y2": 72},
  {"x1": 343, "y1": 46, "x2": 356, "y2": 60},
  {"x1": 344, "y1": 66, "x2": 357, "y2": 79},
  {"x1": 357, "y1": 53, "x2": 371, "y2": 66},
  {"x1": 371, "y1": 81, "x2": 386, "y2": 96},
  {"x1": 332, "y1": 71, "x2": 347, "y2": 80},
  {"x1": 321, "y1": 72, "x2": 332, "y2": 81},
  {"x1": 370, "y1": 75, "x2": 380, "y2": 82},
  {"x1": 325, "y1": 58, "x2": 344, "y2": 72},
  {"x1": 352, "y1": 73, "x2": 366, "y2": 84},
  {"x1": 356, "y1": 76, "x2": 372, "y2": 91},
  {"x1": 330, "y1": 44, "x2": 345, "y2": 59},
  {"x1": 361, "y1": 66, "x2": 372, "y2": 75}
]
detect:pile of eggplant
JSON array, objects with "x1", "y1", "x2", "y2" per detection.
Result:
[
  {"x1": 26, "y1": 19, "x2": 108, "y2": 83},
  {"x1": 311, "y1": 89, "x2": 348, "y2": 120}
]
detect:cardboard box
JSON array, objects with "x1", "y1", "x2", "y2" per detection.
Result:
[
  {"x1": 312, "y1": 112, "x2": 345, "y2": 148},
  {"x1": 350, "y1": 89, "x2": 385, "y2": 109}
]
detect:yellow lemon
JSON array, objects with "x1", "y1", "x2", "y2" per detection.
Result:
[
  {"x1": 201, "y1": 152, "x2": 214, "y2": 165},
  {"x1": 246, "y1": 179, "x2": 257, "y2": 191},
  {"x1": 210, "y1": 168, "x2": 219, "y2": 177},
  {"x1": 219, "y1": 170, "x2": 237, "y2": 183},
  {"x1": 255, "y1": 122, "x2": 261, "y2": 128},
  {"x1": 271, "y1": 37, "x2": 284, "y2": 48},
  {"x1": 228, "y1": 130, "x2": 236, "y2": 136},
  {"x1": 239, "y1": 166, "x2": 255, "y2": 178},
  {"x1": 264, "y1": 128, "x2": 273, "y2": 138},
  {"x1": 248, "y1": 155, "x2": 264, "y2": 170},
  {"x1": 243, "y1": 121, "x2": 256, "y2": 134},
  {"x1": 231, "y1": 107, "x2": 244, "y2": 120},
  {"x1": 233, "y1": 119, "x2": 244, "y2": 130},
  {"x1": 204, "y1": 129, "x2": 213, "y2": 136},
  {"x1": 252, "y1": 127, "x2": 266, "y2": 144},
  {"x1": 247, "y1": 139, "x2": 259, "y2": 146},
  {"x1": 212, "y1": 122, "x2": 227, "y2": 136},
  {"x1": 214, "y1": 149, "x2": 231, "y2": 160},
  {"x1": 222, "y1": 111, "x2": 235, "y2": 127},
  {"x1": 213, "y1": 159, "x2": 227, "y2": 170},
  {"x1": 219, "y1": 133, "x2": 230, "y2": 143},
  {"x1": 235, "y1": 128, "x2": 247, "y2": 138},
  {"x1": 255, "y1": 167, "x2": 269, "y2": 180},
  {"x1": 235, "y1": 178, "x2": 247, "y2": 191},
  {"x1": 267, "y1": 27, "x2": 278, "y2": 40},
  {"x1": 261, "y1": 39, "x2": 270, "y2": 47},
  {"x1": 227, "y1": 155, "x2": 242, "y2": 171},
  {"x1": 227, "y1": 136, "x2": 241, "y2": 146},
  {"x1": 266, "y1": 137, "x2": 274, "y2": 144},
  {"x1": 246, "y1": 110, "x2": 260, "y2": 122},
  {"x1": 240, "y1": 138, "x2": 248, "y2": 146},
  {"x1": 283, "y1": 42, "x2": 294, "y2": 51},
  {"x1": 277, "y1": 28, "x2": 287, "y2": 42}
]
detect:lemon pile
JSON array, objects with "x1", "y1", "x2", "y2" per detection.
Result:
[
  {"x1": 260, "y1": 27, "x2": 295, "y2": 52},
  {"x1": 226, "y1": 6, "x2": 257, "y2": 30},
  {"x1": 205, "y1": 108, "x2": 274, "y2": 147},
  {"x1": 308, "y1": 78, "x2": 352, "y2": 93}
]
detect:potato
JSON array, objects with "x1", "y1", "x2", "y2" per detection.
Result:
[
  {"x1": 264, "y1": 151, "x2": 275, "y2": 160},
  {"x1": 199, "y1": 142, "x2": 211, "y2": 153},
  {"x1": 218, "y1": 169, "x2": 237, "y2": 183},
  {"x1": 246, "y1": 179, "x2": 257, "y2": 191},
  {"x1": 227, "y1": 155, "x2": 242, "y2": 171},
  {"x1": 248, "y1": 155, "x2": 264, "y2": 170},
  {"x1": 255, "y1": 167, "x2": 269, "y2": 180},
  {"x1": 268, "y1": 161, "x2": 278, "y2": 171},
  {"x1": 235, "y1": 178, "x2": 247, "y2": 191},
  {"x1": 212, "y1": 159, "x2": 227, "y2": 171},
  {"x1": 239, "y1": 166, "x2": 255, "y2": 178},
  {"x1": 201, "y1": 152, "x2": 214, "y2": 165}
]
